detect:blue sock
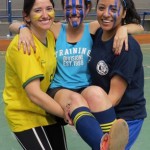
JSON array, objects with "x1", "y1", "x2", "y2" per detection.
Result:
[
  {"x1": 92, "y1": 107, "x2": 116, "y2": 133},
  {"x1": 71, "y1": 107, "x2": 103, "y2": 150}
]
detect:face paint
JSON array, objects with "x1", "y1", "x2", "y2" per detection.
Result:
[
  {"x1": 48, "y1": 10, "x2": 55, "y2": 18},
  {"x1": 103, "y1": 0, "x2": 121, "y2": 28},
  {"x1": 72, "y1": 0, "x2": 78, "y2": 27},
  {"x1": 32, "y1": 10, "x2": 55, "y2": 21},
  {"x1": 33, "y1": 14, "x2": 41, "y2": 21},
  {"x1": 66, "y1": 0, "x2": 70, "y2": 20},
  {"x1": 65, "y1": 0, "x2": 84, "y2": 28},
  {"x1": 78, "y1": 0, "x2": 84, "y2": 25},
  {"x1": 112, "y1": 0, "x2": 122, "y2": 27}
]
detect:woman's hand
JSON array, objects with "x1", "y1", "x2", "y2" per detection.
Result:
[
  {"x1": 18, "y1": 27, "x2": 36, "y2": 55},
  {"x1": 113, "y1": 26, "x2": 128, "y2": 55},
  {"x1": 64, "y1": 104, "x2": 73, "y2": 125}
]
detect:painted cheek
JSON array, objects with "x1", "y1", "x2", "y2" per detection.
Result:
[
  {"x1": 114, "y1": 0, "x2": 121, "y2": 16},
  {"x1": 113, "y1": 8, "x2": 121, "y2": 27},
  {"x1": 48, "y1": 10, "x2": 55, "y2": 18},
  {"x1": 33, "y1": 14, "x2": 41, "y2": 21}
]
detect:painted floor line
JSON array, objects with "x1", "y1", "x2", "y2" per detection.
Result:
[{"x1": 145, "y1": 77, "x2": 150, "y2": 79}]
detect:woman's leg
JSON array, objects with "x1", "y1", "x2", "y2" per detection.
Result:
[
  {"x1": 53, "y1": 89, "x2": 104, "y2": 150},
  {"x1": 81, "y1": 86, "x2": 116, "y2": 133},
  {"x1": 47, "y1": 88, "x2": 89, "y2": 125},
  {"x1": 14, "y1": 124, "x2": 68, "y2": 150}
]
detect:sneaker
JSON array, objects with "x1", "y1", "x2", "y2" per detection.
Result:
[{"x1": 100, "y1": 119, "x2": 129, "y2": 150}]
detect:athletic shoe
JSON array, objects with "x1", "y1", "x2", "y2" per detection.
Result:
[{"x1": 100, "y1": 119, "x2": 129, "y2": 150}]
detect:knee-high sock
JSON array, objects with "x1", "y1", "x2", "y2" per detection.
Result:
[
  {"x1": 71, "y1": 107, "x2": 103, "y2": 150},
  {"x1": 92, "y1": 107, "x2": 116, "y2": 133}
]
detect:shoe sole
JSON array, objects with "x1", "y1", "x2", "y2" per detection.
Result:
[{"x1": 109, "y1": 119, "x2": 129, "y2": 150}]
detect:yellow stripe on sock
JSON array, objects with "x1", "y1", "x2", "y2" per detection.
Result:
[
  {"x1": 73, "y1": 111, "x2": 94, "y2": 127},
  {"x1": 100, "y1": 119, "x2": 116, "y2": 133}
]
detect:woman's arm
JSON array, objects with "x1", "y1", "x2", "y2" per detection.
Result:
[
  {"x1": 90, "y1": 21, "x2": 144, "y2": 55},
  {"x1": 9, "y1": 21, "x2": 61, "y2": 54},
  {"x1": 108, "y1": 75, "x2": 127, "y2": 106},
  {"x1": 9, "y1": 21, "x2": 24, "y2": 33},
  {"x1": 9, "y1": 21, "x2": 36, "y2": 54},
  {"x1": 125, "y1": 24, "x2": 144, "y2": 34},
  {"x1": 113, "y1": 24, "x2": 144, "y2": 54},
  {"x1": 25, "y1": 78, "x2": 65, "y2": 118}
]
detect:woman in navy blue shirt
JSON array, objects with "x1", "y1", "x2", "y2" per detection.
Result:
[{"x1": 89, "y1": 0, "x2": 147, "y2": 149}]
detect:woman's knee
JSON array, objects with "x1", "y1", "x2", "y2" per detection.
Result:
[
  {"x1": 81, "y1": 86, "x2": 112, "y2": 112},
  {"x1": 70, "y1": 93, "x2": 88, "y2": 106},
  {"x1": 82, "y1": 86, "x2": 106, "y2": 103}
]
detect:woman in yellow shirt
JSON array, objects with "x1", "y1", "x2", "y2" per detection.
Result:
[{"x1": 3, "y1": 0, "x2": 67, "y2": 149}]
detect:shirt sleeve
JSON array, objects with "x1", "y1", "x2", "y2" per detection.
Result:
[
  {"x1": 8, "y1": 43, "x2": 44, "y2": 87},
  {"x1": 110, "y1": 47, "x2": 138, "y2": 84}
]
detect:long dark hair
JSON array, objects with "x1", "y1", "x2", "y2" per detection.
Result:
[
  {"x1": 123, "y1": 0, "x2": 141, "y2": 24},
  {"x1": 96, "y1": 0, "x2": 141, "y2": 25}
]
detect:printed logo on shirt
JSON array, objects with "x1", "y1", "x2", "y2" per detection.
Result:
[
  {"x1": 96, "y1": 60, "x2": 109, "y2": 75},
  {"x1": 56, "y1": 48, "x2": 91, "y2": 67}
]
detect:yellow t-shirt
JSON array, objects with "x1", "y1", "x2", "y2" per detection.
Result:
[{"x1": 3, "y1": 31, "x2": 57, "y2": 132}]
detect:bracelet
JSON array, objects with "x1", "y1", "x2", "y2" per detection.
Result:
[{"x1": 18, "y1": 24, "x2": 27, "y2": 32}]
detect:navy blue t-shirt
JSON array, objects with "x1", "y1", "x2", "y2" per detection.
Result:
[{"x1": 89, "y1": 28, "x2": 147, "y2": 120}]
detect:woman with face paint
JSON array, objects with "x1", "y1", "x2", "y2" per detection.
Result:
[
  {"x1": 3, "y1": 0, "x2": 68, "y2": 149},
  {"x1": 89, "y1": 0, "x2": 147, "y2": 149}
]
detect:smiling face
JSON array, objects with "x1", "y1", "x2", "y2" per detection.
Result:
[
  {"x1": 96, "y1": 0, "x2": 126, "y2": 32},
  {"x1": 25, "y1": 0, "x2": 55, "y2": 32},
  {"x1": 64, "y1": 0, "x2": 86, "y2": 28}
]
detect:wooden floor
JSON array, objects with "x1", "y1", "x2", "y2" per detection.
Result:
[{"x1": 0, "y1": 33, "x2": 150, "y2": 51}]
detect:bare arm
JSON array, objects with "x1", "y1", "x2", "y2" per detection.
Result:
[
  {"x1": 25, "y1": 78, "x2": 64, "y2": 118},
  {"x1": 9, "y1": 21, "x2": 61, "y2": 54},
  {"x1": 125, "y1": 24, "x2": 144, "y2": 34},
  {"x1": 9, "y1": 21, "x2": 36, "y2": 54},
  {"x1": 9, "y1": 21, "x2": 25, "y2": 33},
  {"x1": 108, "y1": 75, "x2": 127, "y2": 106}
]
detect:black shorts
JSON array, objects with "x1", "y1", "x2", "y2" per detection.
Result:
[{"x1": 47, "y1": 87, "x2": 85, "y2": 98}]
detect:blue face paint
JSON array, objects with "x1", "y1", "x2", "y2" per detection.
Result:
[
  {"x1": 112, "y1": 0, "x2": 122, "y2": 27},
  {"x1": 72, "y1": 0, "x2": 76, "y2": 16},
  {"x1": 66, "y1": 0, "x2": 70, "y2": 22},
  {"x1": 72, "y1": 0, "x2": 78, "y2": 27},
  {"x1": 78, "y1": 0, "x2": 84, "y2": 26},
  {"x1": 65, "y1": 0, "x2": 84, "y2": 28}
]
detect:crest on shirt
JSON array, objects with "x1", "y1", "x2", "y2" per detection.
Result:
[{"x1": 96, "y1": 60, "x2": 109, "y2": 75}]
